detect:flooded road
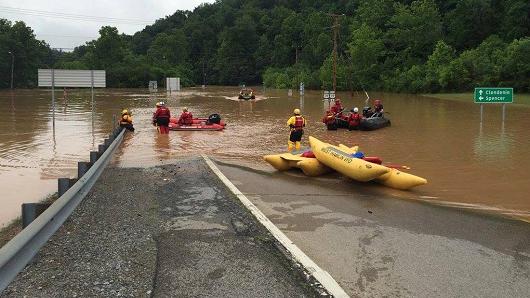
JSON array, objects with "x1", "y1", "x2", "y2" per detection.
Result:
[{"x1": 1, "y1": 87, "x2": 529, "y2": 226}]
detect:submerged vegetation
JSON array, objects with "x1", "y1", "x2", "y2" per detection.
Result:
[{"x1": 1, "y1": 0, "x2": 529, "y2": 92}]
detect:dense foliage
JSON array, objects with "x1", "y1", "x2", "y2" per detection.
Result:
[
  {"x1": 0, "y1": 19, "x2": 54, "y2": 88},
  {"x1": 1, "y1": 0, "x2": 529, "y2": 92}
]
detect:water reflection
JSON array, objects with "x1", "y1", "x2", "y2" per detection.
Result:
[
  {"x1": 154, "y1": 133, "x2": 171, "y2": 157},
  {"x1": 474, "y1": 123, "x2": 514, "y2": 162}
]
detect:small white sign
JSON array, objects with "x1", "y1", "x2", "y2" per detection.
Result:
[
  {"x1": 323, "y1": 91, "x2": 330, "y2": 99},
  {"x1": 330, "y1": 91, "x2": 336, "y2": 99},
  {"x1": 166, "y1": 77, "x2": 181, "y2": 91},
  {"x1": 148, "y1": 81, "x2": 157, "y2": 90}
]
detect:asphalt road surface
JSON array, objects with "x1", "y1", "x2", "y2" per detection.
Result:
[{"x1": 218, "y1": 161, "x2": 530, "y2": 297}]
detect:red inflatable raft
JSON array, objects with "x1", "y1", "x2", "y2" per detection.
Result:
[{"x1": 168, "y1": 117, "x2": 226, "y2": 131}]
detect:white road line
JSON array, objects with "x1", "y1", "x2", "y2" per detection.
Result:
[{"x1": 202, "y1": 154, "x2": 349, "y2": 298}]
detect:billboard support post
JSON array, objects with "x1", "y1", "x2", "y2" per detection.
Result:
[{"x1": 51, "y1": 69, "x2": 55, "y2": 129}]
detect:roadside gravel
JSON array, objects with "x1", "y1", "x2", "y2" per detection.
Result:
[{"x1": 2, "y1": 157, "x2": 316, "y2": 297}]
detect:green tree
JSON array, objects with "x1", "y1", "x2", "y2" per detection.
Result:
[
  {"x1": 348, "y1": 24, "x2": 385, "y2": 90},
  {"x1": 215, "y1": 15, "x2": 259, "y2": 84},
  {"x1": 147, "y1": 29, "x2": 189, "y2": 66},
  {"x1": 89, "y1": 26, "x2": 126, "y2": 68},
  {"x1": 425, "y1": 40, "x2": 456, "y2": 90},
  {"x1": 354, "y1": 0, "x2": 395, "y2": 30},
  {"x1": 445, "y1": 0, "x2": 497, "y2": 50},
  {"x1": 0, "y1": 19, "x2": 52, "y2": 88},
  {"x1": 386, "y1": 0, "x2": 443, "y2": 67},
  {"x1": 500, "y1": 37, "x2": 530, "y2": 91}
]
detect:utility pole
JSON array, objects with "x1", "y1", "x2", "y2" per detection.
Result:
[
  {"x1": 328, "y1": 14, "x2": 344, "y2": 93},
  {"x1": 202, "y1": 59, "x2": 206, "y2": 87},
  {"x1": 8, "y1": 51, "x2": 14, "y2": 89}
]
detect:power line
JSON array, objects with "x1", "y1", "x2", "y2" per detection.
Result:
[{"x1": 0, "y1": 5, "x2": 153, "y2": 25}]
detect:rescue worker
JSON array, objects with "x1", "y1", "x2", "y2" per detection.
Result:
[
  {"x1": 119, "y1": 109, "x2": 134, "y2": 132},
  {"x1": 178, "y1": 107, "x2": 193, "y2": 126},
  {"x1": 347, "y1": 107, "x2": 361, "y2": 131},
  {"x1": 373, "y1": 99, "x2": 384, "y2": 117},
  {"x1": 287, "y1": 108, "x2": 306, "y2": 151},
  {"x1": 322, "y1": 110, "x2": 337, "y2": 130},
  {"x1": 330, "y1": 99, "x2": 344, "y2": 115},
  {"x1": 153, "y1": 102, "x2": 171, "y2": 134}
]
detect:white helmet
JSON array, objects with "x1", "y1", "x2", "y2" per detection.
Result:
[{"x1": 354, "y1": 107, "x2": 359, "y2": 113}]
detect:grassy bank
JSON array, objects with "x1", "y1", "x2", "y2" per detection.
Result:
[
  {"x1": 423, "y1": 93, "x2": 530, "y2": 107},
  {"x1": 0, "y1": 193, "x2": 58, "y2": 249}
]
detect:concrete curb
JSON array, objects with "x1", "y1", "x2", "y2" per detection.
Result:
[{"x1": 202, "y1": 155, "x2": 349, "y2": 298}]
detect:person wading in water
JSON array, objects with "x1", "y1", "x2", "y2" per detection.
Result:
[
  {"x1": 153, "y1": 102, "x2": 171, "y2": 134},
  {"x1": 287, "y1": 108, "x2": 306, "y2": 152}
]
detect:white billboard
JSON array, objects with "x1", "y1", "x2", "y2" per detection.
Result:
[{"x1": 38, "y1": 69, "x2": 106, "y2": 88}]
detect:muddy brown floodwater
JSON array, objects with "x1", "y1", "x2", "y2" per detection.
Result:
[{"x1": 1, "y1": 86, "x2": 529, "y2": 226}]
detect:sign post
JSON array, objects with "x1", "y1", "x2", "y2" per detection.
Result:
[{"x1": 474, "y1": 87, "x2": 513, "y2": 123}]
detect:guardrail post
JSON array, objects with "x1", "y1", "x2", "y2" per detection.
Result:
[
  {"x1": 58, "y1": 178, "x2": 70, "y2": 197},
  {"x1": 22, "y1": 203, "x2": 52, "y2": 228},
  {"x1": 0, "y1": 128, "x2": 126, "y2": 292},
  {"x1": 90, "y1": 151, "x2": 99, "y2": 164},
  {"x1": 98, "y1": 144, "x2": 106, "y2": 155},
  {"x1": 78, "y1": 162, "x2": 92, "y2": 178}
]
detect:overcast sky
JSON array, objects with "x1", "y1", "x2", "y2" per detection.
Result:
[{"x1": 0, "y1": 0, "x2": 215, "y2": 49}]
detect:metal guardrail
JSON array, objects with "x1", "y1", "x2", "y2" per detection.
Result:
[{"x1": 0, "y1": 128, "x2": 125, "y2": 291}]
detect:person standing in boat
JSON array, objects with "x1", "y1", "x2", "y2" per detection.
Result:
[
  {"x1": 178, "y1": 107, "x2": 193, "y2": 126},
  {"x1": 119, "y1": 109, "x2": 135, "y2": 132},
  {"x1": 347, "y1": 107, "x2": 362, "y2": 130},
  {"x1": 287, "y1": 108, "x2": 306, "y2": 152},
  {"x1": 153, "y1": 102, "x2": 171, "y2": 134}
]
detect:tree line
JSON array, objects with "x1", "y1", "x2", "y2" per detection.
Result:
[{"x1": 1, "y1": 0, "x2": 529, "y2": 92}]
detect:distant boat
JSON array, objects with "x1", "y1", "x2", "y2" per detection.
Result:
[{"x1": 238, "y1": 88, "x2": 255, "y2": 100}]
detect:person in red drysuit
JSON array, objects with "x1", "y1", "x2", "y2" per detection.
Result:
[
  {"x1": 322, "y1": 110, "x2": 335, "y2": 125},
  {"x1": 348, "y1": 107, "x2": 362, "y2": 130},
  {"x1": 178, "y1": 107, "x2": 193, "y2": 125},
  {"x1": 153, "y1": 102, "x2": 171, "y2": 134},
  {"x1": 330, "y1": 99, "x2": 344, "y2": 115}
]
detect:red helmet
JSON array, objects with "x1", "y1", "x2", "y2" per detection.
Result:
[
  {"x1": 374, "y1": 99, "x2": 381, "y2": 105},
  {"x1": 335, "y1": 99, "x2": 341, "y2": 103}
]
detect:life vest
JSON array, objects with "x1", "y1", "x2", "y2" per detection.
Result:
[
  {"x1": 155, "y1": 107, "x2": 170, "y2": 119},
  {"x1": 293, "y1": 116, "x2": 304, "y2": 130},
  {"x1": 322, "y1": 111, "x2": 333, "y2": 124},
  {"x1": 349, "y1": 113, "x2": 361, "y2": 126},
  {"x1": 374, "y1": 104, "x2": 384, "y2": 113},
  {"x1": 120, "y1": 114, "x2": 132, "y2": 125},
  {"x1": 179, "y1": 112, "x2": 193, "y2": 125},
  {"x1": 330, "y1": 104, "x2": 342, "y2": 114}
]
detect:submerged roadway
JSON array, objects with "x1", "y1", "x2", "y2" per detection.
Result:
[{"x1": 217, "y1": 160, "x2": 530, "y2": 297}]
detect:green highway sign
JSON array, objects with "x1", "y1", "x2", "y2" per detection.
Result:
[{"x1": 474, "y1": 87, "x2": 513, "y2": 103}]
